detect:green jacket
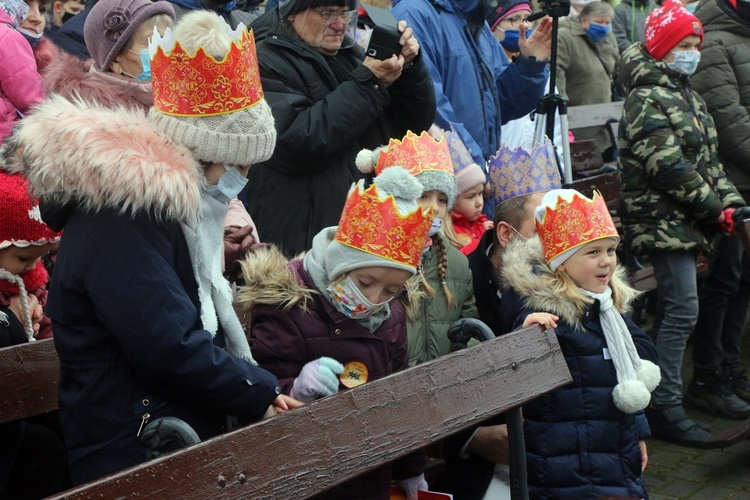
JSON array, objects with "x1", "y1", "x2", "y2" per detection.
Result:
[
  {"x1": 692, "y1": 0, "x2": 750, "y2": 192},
  {"x1": 557, "y1": 21, "x2": 620, "y2": 151},
  {"x1": 407, "y1": 234, "x2": 478, "y2": 367},
  {"x1": 616, "y1": 43, "x2": 743, "y2": 255}
]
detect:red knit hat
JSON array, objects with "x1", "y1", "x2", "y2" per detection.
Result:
[
  {"x1": 644, "y1": 0, "x2": 704, "y2": 60},
  {"x1": 0, "y1": 172, "x2": 61, "y2": 250}
]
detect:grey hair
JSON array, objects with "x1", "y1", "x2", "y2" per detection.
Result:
[{"x1": 580, "y1": 1, "x2": 614, "y2": 19}]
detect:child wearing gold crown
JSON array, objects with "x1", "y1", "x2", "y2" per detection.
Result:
[
  {"x1": 499, "y1": 189, "x2": 660, "y2": 500},
  {"x1": 0, "y1": 11, "x2": 299, "y2": 485},
  {"x1": 237, "y1": 166, "x2": 432, "y2": 499}
]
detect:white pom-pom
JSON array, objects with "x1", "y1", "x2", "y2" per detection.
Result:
[
  {"x1": 373, "y1": 166, "x2": 423, "y2": 201},
  {"x1": 356, "y1": 149, "x2": 376, "y2": 173},
  {"x1": 612, "y1": 380, "x2": 651, "y2": 414},
  {"x1": 636, "y1": 360, "x2": 661, "y2": 393}
]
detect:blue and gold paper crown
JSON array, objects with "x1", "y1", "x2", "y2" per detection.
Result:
[
  {"x1": 488, "y1": 140, "x2": 562, "y2": 206},
  {"x1": 444, "y1": 126, "x2": 476, "y2": 174}
]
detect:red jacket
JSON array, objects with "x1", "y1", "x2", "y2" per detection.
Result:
[{"x1": 451, "y1": 212, "x2": 489, "y2": 255}]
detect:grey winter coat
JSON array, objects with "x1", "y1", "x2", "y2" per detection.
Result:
[{"x1": 613, "y1": 0, "x2": 655, "y2": 53}]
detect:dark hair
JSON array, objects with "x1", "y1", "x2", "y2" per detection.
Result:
[{"x1": 280, "y1": 0, "x2": 357, "y2": 17}]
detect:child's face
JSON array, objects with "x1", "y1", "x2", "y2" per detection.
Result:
[
  {"x1": 20, "y1": 0, "x2": 46, "y2": 34},
  {"x1": 558, "y1": 238, "x2": 618, "y2": 293},
  {"x1": 347, "y1": 266, "x2": 412, "y2": 305},
  {"x1": 452, "y1": 183, "x2": 485, "y2": 222},
  {"x1": 418, "y1": 190, "x2": 448, "y2": 220},
  {"x1": 0, "y1": 244, "x2": 54, "y2": 275},
  {"x1": 662, "y1": 35, "x2": 702, "y2": 63}
]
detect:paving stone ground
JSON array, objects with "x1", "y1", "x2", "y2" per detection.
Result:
[{"x1": 642, "y1": 319, "x2": 750, "y2": 499}]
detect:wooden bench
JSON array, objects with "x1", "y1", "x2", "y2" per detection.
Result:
[{"x1": 0, "y1": 326, "x2": 572, "y2": 499}]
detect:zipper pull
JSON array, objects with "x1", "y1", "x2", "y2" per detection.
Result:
[{"x1": 137, "y1": 412, "x2": 151, "y2": 437}]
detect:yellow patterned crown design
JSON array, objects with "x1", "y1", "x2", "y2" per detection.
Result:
[
  {"x1": 488, "y1": 140, "x2": 562, "y2": 206},
  {"x1": 334, "y1": 182, "x2": 433, "y2": 269},
  {"x1": 149, "y1": 24, "x2": 263, "y2": 117},
  {"x1": 356, "y1": 130, "x2": 454, "y2": 178},
  {"x1": 535, "y1": 190, "x2": 619, "y2": 265}
]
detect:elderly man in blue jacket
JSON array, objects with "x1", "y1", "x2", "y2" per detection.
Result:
[{"x1": 392, "y1": 0, "x2": 552, "y2": 215}]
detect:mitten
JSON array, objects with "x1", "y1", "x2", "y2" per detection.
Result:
[
  {"x1": 291, "y1": 357, "x2": 345, "y2": 403},
  {"x1": 398, "y1": 473, "x2": 428, "y2": 499}
]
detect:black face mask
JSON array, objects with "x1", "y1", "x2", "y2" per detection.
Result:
[{"x1": 61, "y1": 10, "x2": 76, "y2": 23}]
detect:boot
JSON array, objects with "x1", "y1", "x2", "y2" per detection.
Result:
[
  {"x1": 646, "y1": 405, "x2": 713, "y2": 447},
  {"x1": 726, "y1": 365, "x2": 750, "y2": 404},
  {"x1": 684, "y1": 370, "x2": 750, "y2": 419}
]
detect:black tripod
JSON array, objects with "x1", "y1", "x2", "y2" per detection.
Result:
[{"x1": 528, "y1": 0, "x2": 573, "y2": 184}]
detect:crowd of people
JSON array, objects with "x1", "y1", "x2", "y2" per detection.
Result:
[{"x1": 1, "y1": 0, "x2": 750, "y2": 497}]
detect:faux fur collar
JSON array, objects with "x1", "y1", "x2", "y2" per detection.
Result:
[
  {"x1": 500, "y1": 237, "x2": 593, "y2": 328},
  {"x1": 0, "y1": 94, "x2": 203, "y2": 223}
]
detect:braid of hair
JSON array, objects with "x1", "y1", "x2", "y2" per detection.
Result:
[
  {"x1": 432, "y1": 235, "x2": 454, "y2": 307},
  {"x1": 0, "y1": 269, "x2": 35, "y2": 341},
  {"x1": 418, "y1": 262, "x2": 436, "y2": 298}
]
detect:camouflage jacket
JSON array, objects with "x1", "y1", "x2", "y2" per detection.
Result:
[{"x1": 616, "y1": 43, "x2": 743, "y2": 255}]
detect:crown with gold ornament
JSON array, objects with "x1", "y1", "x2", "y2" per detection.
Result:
[
  {"x1": 149, "y1": 23, "x2": 263, "y2": 117},
  {"x1": 535, "y1": 189, "x2": 619, "y2": 266},
  {"x1": 356, "y1": 130, "x2": 454, "y2": 178},
  {"x1": 488, "y1": 140, "x2": 562, "y2": 207},
  {"x1": 334, "y1": 181, "x2": 433, "y2": 269}
]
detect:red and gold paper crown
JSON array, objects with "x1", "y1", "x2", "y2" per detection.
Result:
[
  {"x1": 368, "y1": 131, "x2": 454, "y2": 178},
  {"x1": 150, "y1": 25, "x2": 263, "y2": 117},
  {"x1": 334, "y1": 182, "x2": 433, "y2": 269},
  {"x1": 536, "y1": 190, "x2": 619, "y2": 265}
]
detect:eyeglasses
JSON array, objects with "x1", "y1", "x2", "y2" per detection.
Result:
[
  {"x1": 503, "y1": 16, "x2": 532, "y2": 28},
  {"x1": 314, "y1": 9, "x2": 357, "y2": 23}
]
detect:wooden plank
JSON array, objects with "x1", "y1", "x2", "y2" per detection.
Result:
[
  {"x1": 0, "y1": 338, "x2": 59, "y2": 424},
  {"x1": 570, "y1": 172, "x2": 620, "y2": 212},
  {"x1": 52, "y1": 326, "x2": 572, "y2": 499},
  {"x1": 568, "y1": 101, "x2": 624, "y2": 130}
]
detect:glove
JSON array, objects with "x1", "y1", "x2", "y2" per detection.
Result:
[
  {"x1": 291, "y1": 357, "x2": 344, "y2": 403},
  {"x1": 718, "y1": 207, "x2": 737, "y2": 236},
  {"x1": 398, "y1": 474, "x2": 428, "y2": 499},
  {"x1": 447, "y1": 318, "x2": 495, "y2": 352},
  {"x1": 732, "y1": 206, "x2": 750, "y2": 224}
]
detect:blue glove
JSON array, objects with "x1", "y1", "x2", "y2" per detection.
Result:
[{"x1": 291, "y1": 357, "x2": 345, "y2": 403}]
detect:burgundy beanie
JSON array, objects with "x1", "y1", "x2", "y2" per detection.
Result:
[
  {"x1": 485, "y1": 0, "x2": 532, "y2": 30},
  {"x1": 644, "y1": 0, "x2": 703, "y2": 60},
  {"x1": 84, "y1": 0, "x2": 175, "y2": 72}
]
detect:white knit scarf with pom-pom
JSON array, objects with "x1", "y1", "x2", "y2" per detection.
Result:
[{"x1": 582, "y1": 287, "x2": 661, "y2": 413}]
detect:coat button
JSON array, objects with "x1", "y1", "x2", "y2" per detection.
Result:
[
  {"x1": 334, "y1": 329, "x2": 342, "y2": 335},
  {"x1": 373, "y1": 84, "x2": 379, "y2": 90},
  {"x1": 142, "y1": 399, "x2": 150, "y2": 406}
]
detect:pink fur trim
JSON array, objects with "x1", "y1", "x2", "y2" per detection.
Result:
[
  {"x1": 33, "y1": 38, "x2": 58, "y2": 73},
  {"x1": 0, "y1": 95, "x2": 202, "y2": 223}
]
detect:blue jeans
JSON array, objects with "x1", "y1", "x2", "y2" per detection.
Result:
[
  {"x1": 650, "y1": 251, "x2": 699, "y2": 408},
  {"x1": 692, "y1": 233, "x2": 750, "y2": 377}
]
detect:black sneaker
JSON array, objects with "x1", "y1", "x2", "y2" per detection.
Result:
[
  {"x1": 727, "y1": 365, "x2": 750, "y2": 404},
  {"x1": 646, "y1": 405, "x2": 714, "y2": 447},
  {"x1": 685, "y1": 375, "x2": 750, "y2": 420}
]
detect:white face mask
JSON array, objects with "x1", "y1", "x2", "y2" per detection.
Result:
[
  {"x1": 205, "y1": 165, "x2": 248, "y2": 203},
  {"x1": 666, "y1": 50, "x2": 701, "y2": 76},
  {"x1": 327, "y1": 276, "x2": 392, "y2": 319},
  {"x1": 429, "y1": 217, "x2": 443, "y2": 237}
]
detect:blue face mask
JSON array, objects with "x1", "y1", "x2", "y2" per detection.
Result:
[
  {"x1": 666, "y1": 50, "x2": 701, "y2": 76},
  {"x1": 126, "y1": 48, "x2": 152, "y2": 81},
  {"x1": 500, "y1": 28, "x2": 533, "y2": 53},
  {"x1": 17, "y1": 27, "x2": 42, "y2": 48},
  {"x1": 205, "y1": 165, "x2": 249, "y2": 203},
  {"x1": 585, "y1": 23, "x2": 610, "y2": 43},
  {"x1": 686, "y1": 1, "x2": 697, "y2": 12}
]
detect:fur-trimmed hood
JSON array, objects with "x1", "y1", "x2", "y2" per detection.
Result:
[
  {"x1": 235, "y1": 246, "x2": 315, "y2": 318},
  {"x1": 500, "y1": 237, "x2": 635, "y2": 328},
  {"x1": 0, "y1": 94, "x2": 203, "y2": 226},
  {"x1": 42, "y1": 52, "x2": 154, "y2": 111}
]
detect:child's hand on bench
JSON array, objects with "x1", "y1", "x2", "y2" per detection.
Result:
[{"x1": 523, "y1": 312, "x2": 559, "y2": 330}]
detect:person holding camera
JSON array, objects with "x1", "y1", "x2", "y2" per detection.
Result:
[{"x1": 244, "y1": 0, "x2": 435, "y2": 257}]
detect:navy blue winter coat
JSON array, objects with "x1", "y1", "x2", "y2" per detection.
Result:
[
  {"x1": 1, "y1": 97, "x2": 281, "y2": 486},
  {"x1": 500, "y1": 238, "x2": 656, "y2": 500}
]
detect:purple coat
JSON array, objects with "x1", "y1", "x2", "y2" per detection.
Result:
[{"x1": 249, "y1": 259, "x2": 425, "y2": 499}]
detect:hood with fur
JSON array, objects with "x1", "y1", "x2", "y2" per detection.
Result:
[
  {"x1": 42, "y1": 52, "x2": 153, "y2": 111},
  {"x1": 235, "y1": 246, "x2": 315, "y2": 318},
  {"x1": 0, "y1": 94, "x2": 203, "y2": 225},
  {"x1": 500, "y1": 237, "x2": 635, "y2": 328}
]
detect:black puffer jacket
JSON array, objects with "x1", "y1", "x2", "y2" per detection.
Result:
[{"x1": 245, "y1": 10, "x2": 436, "y2": 256}]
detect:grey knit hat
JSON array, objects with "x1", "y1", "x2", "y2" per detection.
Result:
[
  {"x1": 147, "y1": 11, "x2": 276, "y2": 167},
  {"x1": 84, "y1": 0, "x2": 175, "y2": 72}
]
